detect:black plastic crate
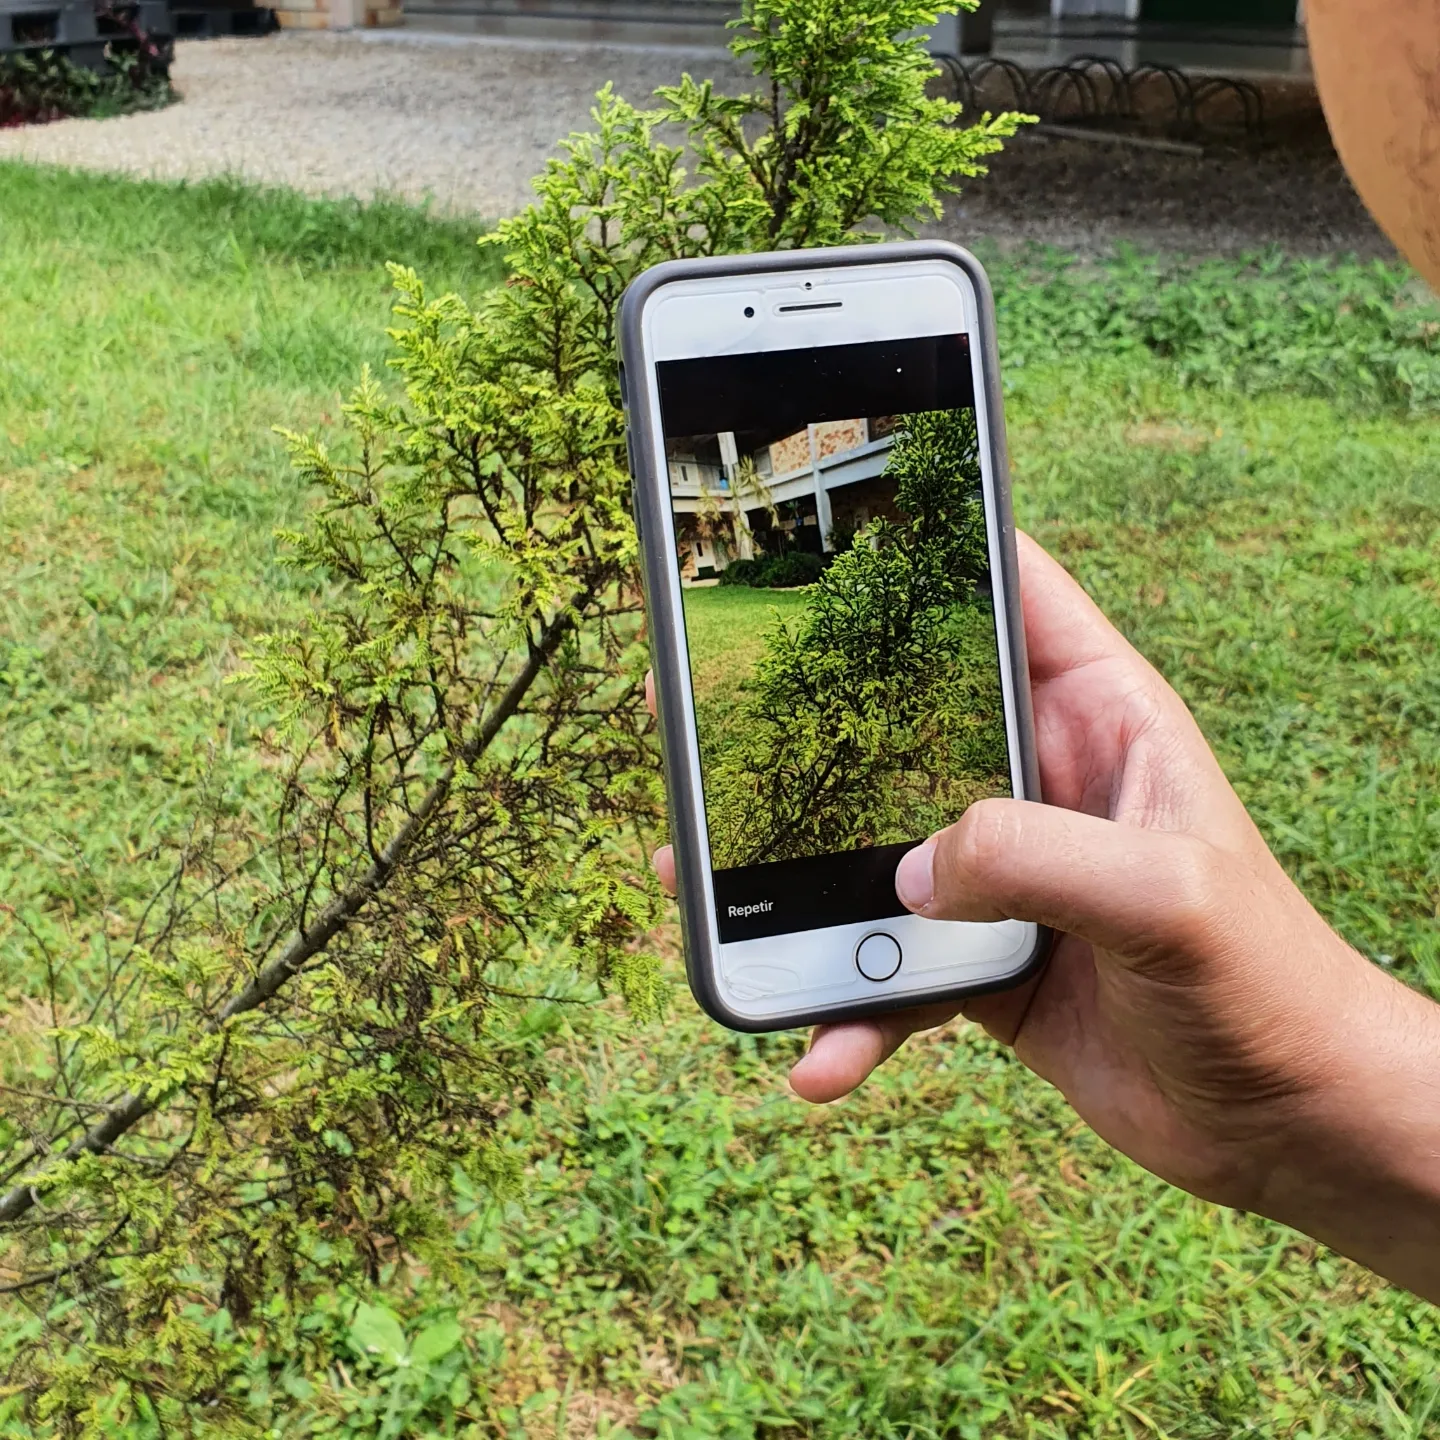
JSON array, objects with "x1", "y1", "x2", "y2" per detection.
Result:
[
  {"x1": 1, "y1": 0, "x2": 171, "y2": 69},
  {"x1": 2, "y1": 2, "x2": 98, "y2": 54},
  {"x1": 171, "y1": 5, "x2": 276, "y2": 36}
]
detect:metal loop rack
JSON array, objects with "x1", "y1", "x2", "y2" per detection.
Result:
[{"x1": 934, "y1": 51, "x2": 1266, "y2": 147}]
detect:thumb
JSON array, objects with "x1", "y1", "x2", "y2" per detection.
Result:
[{"x1": 896, "y1": 798, "x2": 1229, "y2": 964}]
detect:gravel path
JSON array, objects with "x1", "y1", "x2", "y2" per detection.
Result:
[{"x1": 0, "y1": 29, "x2": 1391, "y2": 260}]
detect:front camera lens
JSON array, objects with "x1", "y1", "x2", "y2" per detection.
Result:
[{"x1": 744, "y1": 306, "x2": 755, "y2": 318}]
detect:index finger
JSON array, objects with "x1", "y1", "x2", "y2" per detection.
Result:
[
  {"x1": 1016, "y1": 532, "x2": 1141, "y2": 687},
  {"x1": 789, "y1": 1003, "x2": 962, "y2": 1103}
]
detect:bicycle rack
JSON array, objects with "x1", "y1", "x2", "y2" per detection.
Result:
[{"x1": 933, "y1": 51, "x2": 1266, "y2": 146}]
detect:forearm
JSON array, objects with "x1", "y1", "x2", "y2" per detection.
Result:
[
  {"x1": 1259, "y1": 961, "x2": 1440, "y2": 1303},
  {"x1": 1239, "y1": 0, "x2": 1440, "y2": 1291},
  {"x1": 1307, "y1": 0, "x2": 1440, "y2": 291}
]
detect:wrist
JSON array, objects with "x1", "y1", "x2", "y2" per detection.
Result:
[{"x1": 1256, "y1": 957, "x2": 1440, "y2": 1300}]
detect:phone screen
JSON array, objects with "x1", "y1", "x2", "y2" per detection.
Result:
[{"x1": 657, "y1": 333, "x2": 1013, "y2": 945}]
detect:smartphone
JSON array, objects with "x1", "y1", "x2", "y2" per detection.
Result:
[{"x1": 619, "y1": 241, "x2": 1050, "y2": 1033}]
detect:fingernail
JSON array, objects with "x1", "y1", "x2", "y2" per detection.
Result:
[{"x1": 895, "y1": 837, "x2": 936, "y2": 912}]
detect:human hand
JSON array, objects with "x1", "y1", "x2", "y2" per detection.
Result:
[{"x1": 651, "y1": 535, "x2": 1440, "y2": 1298}]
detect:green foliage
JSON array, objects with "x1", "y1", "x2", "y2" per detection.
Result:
[
  {"x1": 0, "y1": 197, "x2": 661, "y2": 1439},
  {"x1": 1011, "y1": 359, "x2": 1440, "y2": 1000},
  {"x1": 995, "y1": 248, "x2": 1440, "y2": 413},
  {"x1": 706, "y1": 409, "x2": 1008, "y2": 868},
  {"x1": 335, "y1": 1303, "x2": 472, "y2": 1436},
  {"x1": 0, "y1": 46, "x2": 173, "y2": 127},
  {"x1": 3, "y1": 163, "x2": 1440, "y2": 1436},
  {"x1": 716, "y1": 551, "x2": 826, "y2": 587},
  {"x1": 483, "y1": 0, "x2": 1024, "y2": 362},
  {"x1": 664, "y1": 0, "x2": 1025, "y2": 247},
  {"x1": 0, "y1": 0, "x2": 1024, "y2": 1425}
]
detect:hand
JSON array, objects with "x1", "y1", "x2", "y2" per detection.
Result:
[{"x1": 651, "y1": 535, "x2": 1440, "y2": 1299}]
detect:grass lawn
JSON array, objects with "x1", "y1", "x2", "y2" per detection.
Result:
[
  {"x1": 681, "y1": 584, "x2": 811, "y2": 713},
  {"x1": 681, "y1": 585, "x2": 810, "y2": 802},
  {"x1": 0, "y1": 163, "x2": 503, "y2": 928},
  {"x1": 2, "y1": 163, "x2": 1440, "y2": 1436}
]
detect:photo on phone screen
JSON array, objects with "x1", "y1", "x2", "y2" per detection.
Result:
[{"x1": 656, "y1": 334, "x2": 1013, "y2": 947}]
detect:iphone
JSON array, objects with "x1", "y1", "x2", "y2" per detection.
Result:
[{"x1": 619, "y1": 241, "x2": 1049, "y2": 1032}]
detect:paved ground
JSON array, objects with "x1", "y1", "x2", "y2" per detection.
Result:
[{"x1": 0, "y1": 29, "x2": 1392, "y2": 260}]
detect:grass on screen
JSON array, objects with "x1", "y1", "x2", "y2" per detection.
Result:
[{"x1": 681, "y1": 585, "x2": 810, "y2": 716}]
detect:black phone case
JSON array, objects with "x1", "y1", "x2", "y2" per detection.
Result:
[{"x1": 618, "y1": 240, "x2": 1053, "y2": 1032}]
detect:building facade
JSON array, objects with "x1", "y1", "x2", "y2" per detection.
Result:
[{"x1": 668, "y1": 417, "x2": 899, "y2": 584}]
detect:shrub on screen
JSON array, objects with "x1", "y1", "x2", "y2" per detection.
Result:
[
  {"x1": 718, "y1": 551, "x2": 828, "y2": 587},
  {"x1": 707, "y1": 409, "x2": 1008, "y2": 867}
]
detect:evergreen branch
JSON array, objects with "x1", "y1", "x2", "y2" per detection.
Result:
[
  {"x1": 0, "y1": 597, "x2": 585, "y2": 1227},
  {"x1": 0, "y1": 1215, "x2": 132, "y2": 1295}
]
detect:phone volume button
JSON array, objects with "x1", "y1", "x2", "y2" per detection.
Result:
[{"x1": 627, "y1": 433, "x2": 643, "y2": 542}]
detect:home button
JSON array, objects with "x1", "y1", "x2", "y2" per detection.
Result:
[{"x1": 854, "y1": 931, "x2": 902, "y2": 982}]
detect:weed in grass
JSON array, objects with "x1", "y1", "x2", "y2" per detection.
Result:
[{"x1": 0, "y1": 5, "x2": 1034, "y2": 1413}]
